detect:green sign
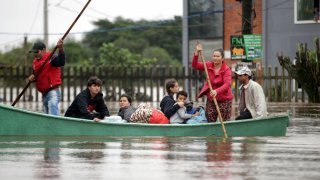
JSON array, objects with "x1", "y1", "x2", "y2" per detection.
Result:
[{"x1": 231, "y1": 34, "x2": 262, "y2": 61}]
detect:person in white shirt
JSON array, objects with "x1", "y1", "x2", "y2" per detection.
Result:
[{"x1": 235, "y1": 66, "x2": 268, "y2": 120}]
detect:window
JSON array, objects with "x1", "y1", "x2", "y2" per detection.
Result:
[
  {"x1": 188, "y1": 0, "x2": 223, "y2": 39},
  {"x1": 295, "y1": 0, "x2": 320, "y2": 23}
]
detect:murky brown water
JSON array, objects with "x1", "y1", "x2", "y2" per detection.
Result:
[{"x1": 0, "y1": 102, "x2": 319, "y2": 179}]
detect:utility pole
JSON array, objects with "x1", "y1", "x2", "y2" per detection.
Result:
[
  {"x1": 44, "y1": 0, "x2": 49, "y2": 45},
  {"x1": 182, "y1": 0, "x2": 189, "y2": 91},
  {"x1": 242, "y1": 0, "x2": 253, "y2": 34},
  {"x1": 23, "y1": 36, "x2": 28, "y2": 66}
]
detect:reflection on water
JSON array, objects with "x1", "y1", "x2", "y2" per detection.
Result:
[
  {"x1": 37, "y1": 141, "x2": 61, "y2": 179},
  {"x1": 0, "y1": 103, "x2": 320, "y2": 179},
  {"x1": 1, "y1": 134, "x2": 320, "y2": 179}
]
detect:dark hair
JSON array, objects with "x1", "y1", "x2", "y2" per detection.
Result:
[
  {"x1": 213, "y1": 48, "x2": 224, "y2": 58},
  {"x1": 165, "y1": 79, "x2": 178, "y2": 95},
  {"x1": 120, "y1": 94, "x2": 132, "y2": 104},
  {"x1": 87, "y1": 76, "x2": 102, "y2": 87},
  {"x1": 176, "y1": 90, "x2": 188, "y2": 99}
]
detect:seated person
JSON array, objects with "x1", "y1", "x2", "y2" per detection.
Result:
[
  {"x1": 64, "y1": 76, "x2": 110, "y2": 121},
  {"x1": 160, "y1": 79, "x2": 183, "y2": 119},
  {"x1": 170, "y1": 90, "x2": 200, "y2": 124},
  {"x1": 185, "y1": 101, "x2": 197, "y2": 114},
  {"x1": 234, "y1": 66, "x2": 267, "y2": 120},
  {"x1": 118, "y1": 94, "x2": 136, "y2": 121}
]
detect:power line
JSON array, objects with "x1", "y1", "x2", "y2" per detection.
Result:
[
  {"x1": 72, "y1": 0, "x2": 115, "y2": 19},
  {"x1": 0, "y1": 7, "x2": 222, "y2": 37},
  {"x1": 53, "y1": 3, "x2": 99, "y2": 19},
  {"x1": 0, "y1": 1, "x2": 293, "y2": 37},
  {"x1": 263, "y1": 0, "x2": 291, "y2": 11},
  {"x1": 29, "y1": 0, "x2": 42, "y2": 33},
  {"x1": 0, "y1": 37, "x2": 24, "y2": 47}
]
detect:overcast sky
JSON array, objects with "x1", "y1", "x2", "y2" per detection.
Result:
[{"x1": 0, "y1": 0, "x2": 183, "y2": 52}]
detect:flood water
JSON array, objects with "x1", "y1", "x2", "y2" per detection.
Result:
[{"x1": 0, "y1": 102, "x2": 319, "y2": 180}]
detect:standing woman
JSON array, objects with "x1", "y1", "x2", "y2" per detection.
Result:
[
  {"x1": 118, "y1": 94, "x2": 136, "y2": 121},
  {"x1": 160, "y1": 79, "x2": 184, "y2": 119},
  {"x1": 192, "y1": 43, "x2": 233, "y2": 122}
]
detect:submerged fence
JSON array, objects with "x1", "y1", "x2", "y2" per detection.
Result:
[{"x1": 0, "y1": 65, "x2": 308, "y2": 103}]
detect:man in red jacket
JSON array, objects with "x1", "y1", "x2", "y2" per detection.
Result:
[{"x1": 28, "y1": 39, "x2": 65, "y2": 115}]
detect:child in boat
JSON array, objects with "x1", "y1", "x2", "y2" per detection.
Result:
[{"x1": 170, "y1": 90, "x2": 200, "y2": 124}]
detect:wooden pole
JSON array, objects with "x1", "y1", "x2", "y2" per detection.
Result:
[
  {"x1": 199, "y1": 52, "x2": 228, "y2": 138},
  {"x1": 12, "y1": 0, "x2": 92, "y2": 106}
]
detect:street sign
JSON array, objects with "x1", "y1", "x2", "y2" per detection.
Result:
[{"x1": 231, "y1": 34, "x2": 262, "y2": 61}]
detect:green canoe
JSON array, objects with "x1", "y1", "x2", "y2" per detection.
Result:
[{"x1": 0, "y1": 103, "x2": 289, "y2": 137}]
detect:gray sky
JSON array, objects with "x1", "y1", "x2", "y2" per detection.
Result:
[{"x1": 0, "y1": 0, "x2": 182, "y2": 52}]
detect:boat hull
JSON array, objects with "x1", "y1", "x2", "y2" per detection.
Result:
[{"x1": 0, "y1": 104, "x2": 289, "y2": 137}]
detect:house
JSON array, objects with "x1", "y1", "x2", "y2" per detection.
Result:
[{"x1": 183, "y1": 0, "x2": 319, "y2": 68}]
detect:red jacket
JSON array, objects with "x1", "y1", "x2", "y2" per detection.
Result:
[
  {"x1": 32, "y1": 52, "x2": 62, "y2": 94},
  {"x1": 192, "y1": 54, "x2": 233, "y2": 101}
]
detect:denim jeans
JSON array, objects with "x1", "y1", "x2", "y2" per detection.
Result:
[{"x1": 43, "y1": 89, "x2": 61, "y2": 115}]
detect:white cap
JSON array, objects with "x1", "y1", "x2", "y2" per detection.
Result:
[{"x1": 235, "y1": 66, "x2": 252, "y2": 76}]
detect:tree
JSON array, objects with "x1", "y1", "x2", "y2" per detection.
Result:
[
  {"x1": 98, "y1": 43, "x2": 157, "y2": 66},
  {"x1": 114, "y1": 37, "x2": 149, "y2": 54},
  {"x1": 62, "y1": 39, "x2": 93, "y2": 65},
  {"x1": 277, "y1": 38, "x2": 320, "y2": 103},
  {"x1": 0, "y1": 43, "x2": 30, "y2": 66},
  {"x1": 142, "y1": 47, "x2": 180, "y2": 66},
  {"x1": 83, "y1": 16, "x2": 182, "y2": 63}
]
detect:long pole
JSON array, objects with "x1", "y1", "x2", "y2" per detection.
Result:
[
  {"x1": 12, "y1": 0, "x2": 92, "y2": 106},
  {"x1": 44, "y1": 0, "x2": 49, "y2": 46},
  {"x1": 199, "y1": 52, "x2": 228, "y2": 138}
]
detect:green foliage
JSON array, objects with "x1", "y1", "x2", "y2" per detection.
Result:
[
  {"x1": 142, "y1": 47, "x2": 180, "y2": 66},
  {"x1": 114, "y1": 37, "x2": 149, "y2": 53},
  {"x1": 278, "y1": 38, "x2": 320, "y2": 103},
  {"x1": 0, "y1": 45, "x2": 29, "y2": 66},
  {"x1": 0, "y1": 16, "x2": 183, "y2": 67},
  {"x1": 83, "y1": 16, "x2": 182, "y2": 63},
  {"x1": 63, "y1": 39, "x2": 93, "y2": 65},
  {"x1": 98, "y1": 43, "x2": 157, "y2": 66}
]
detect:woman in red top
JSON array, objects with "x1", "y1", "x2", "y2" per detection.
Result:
[{"x1": 192, "y1": 43, "x2": 233, "y2": 122}]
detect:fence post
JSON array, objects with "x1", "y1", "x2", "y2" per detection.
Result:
[
  {"x1": 281, "y1": 66, "x2": 285, "y2": 102},
  {"x1": 302, "y1": 87, "x2": 305, "y2": 102},
  {"x1": 268, "y1": 66, "x2": 272, "y2": 102},
  {"x1": 66, "y1": 66, "x2": 71, "y2": 102},
  {"x1": 288, "y1": 72, "x2": 292, "y2": 102},
  {"x1": 22, "y1": 66, "x2": 26, "y2": 102},
  {"x1": 73, "y1": 66, "x2": 78, "y2": 99},
  {"x1": 274, "y1": 67, "x2": 278, "y2": 102},
  {"x1": 295, "y1": 79, "x2": 298, "y2": 102},
  {"x1": 3, "y1": 67, "x2": 7, "y2": 102},
  {"x1": 61, "y1": 66, "x2": 64, "y2": 102},
  {"x1": 9, "y1": 67, "x2": 13, "y2": 102}
]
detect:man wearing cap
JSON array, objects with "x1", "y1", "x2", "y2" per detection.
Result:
[
  {"x1": 235, "y1": 66, "x2": 267, "y2": 120},
  {"x1": 28, "y1": 39, "x2": 65, "y2": 115}
]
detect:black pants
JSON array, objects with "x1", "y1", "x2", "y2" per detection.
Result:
[{"x1": 236, "y1": 109, "x2": 252, "y2": 120}]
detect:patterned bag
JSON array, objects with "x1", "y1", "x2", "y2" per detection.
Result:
[
  {"x1": 129, "y1": 103, "x2": 152, "y2": 123},
  {"x1": 129, "y1": 103, "x2": 169, "y2": 124}
]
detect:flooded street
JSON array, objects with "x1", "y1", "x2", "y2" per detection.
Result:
[{"x1": 0, "y1": 102, "x2": 319, "y2": 179}]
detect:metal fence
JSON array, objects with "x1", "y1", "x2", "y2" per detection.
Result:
[{"x1": 0, "y1": 65, "x2": 308, "y2": 103}]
